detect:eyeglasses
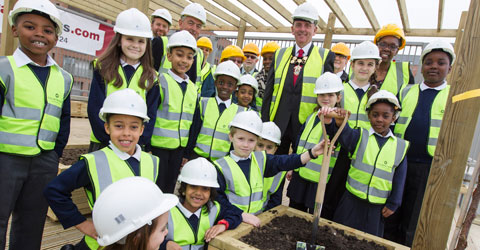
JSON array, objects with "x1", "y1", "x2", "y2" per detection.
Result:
[
  {"x1": 245, "y1": 54, "x2": 257, "y2": 59},
  {"x1": 377, "y1": 42, "x2": 399, "y2": 50},
  {"x1": 228, "y1": 58, "x2": 243, "y2": 64}
]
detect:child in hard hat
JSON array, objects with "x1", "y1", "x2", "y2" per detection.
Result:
[
  {"x1": 287, "y1": 72, "x2": 343, "y2": 215},
  {"x1": 0, "y1": 0, "x2": 73, "y2": 248},
  {"x1": 214, "y1": 111, "x2": 328, "y2": 226},
  {"x1": 150, "y1": 30, "x2": 200, "y2": 194},
  {"x1": 160, "y1": 158, "x2": 242, "y2": 249},
  {"x1": 256, "y1": 122, "x2": 285, "y2": 211},
  {"x1": 241, "y1": 43, "x2": 260, "y2": 76},
  {"x1": 87, "y1": 8, "x2": 158, "y2": 153},
  {"x1": 185, "y1": 61, "x2": 247, "y2": 162},
  {"x1": 388, "y1": 40, "x2": 455, "y2": 246},
  {"x1": 373, "y1": 24, "x2": 414, "y2": 95},
  {"x1": 92, "y1": 177, "x2": 178, "y2": 250},
  {"x1": 220, "y1": 45, "x2": 246, "y2": 68},
  {"x1": 331, "y1": 42, "x2": 351, "y2": 82},
  {"x1": 234, "y1": 74, "x2": 260, "y2": 112},
  {"x1": 197, "y1": 36, "x2": 216, "y2": 97},
  {"x1": 45, "y1": 89, "x2": 160, "y2": 250},
  {"x1": 321, "y1": 90, "x2": 409, "y2": 237},
  {"x1": 256, "y1": 41, "x2": 280, "y2": 111}
]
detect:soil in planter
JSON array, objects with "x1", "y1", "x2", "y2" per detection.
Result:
[
  {"x1": 60, "y1": 148, "x2": 88, "y2": 165},
  {"x1": 240, "y1": 214, "x2": 387, "y2": 250}
]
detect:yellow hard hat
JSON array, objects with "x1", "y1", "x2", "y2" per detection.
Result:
[
  {"x1": 220, "y1": 45, "x2": 246, "y2": 62},
  {"x1": 331, "y1": 42, "x2": 351, "y2": 60},
  {"x1": 374, "y1": 24, "x2": 406, "y2": 50},
  {"x1": 197, "y1": 37, "x2": 212, "y2": 51},
  {"x1": 242, "y1": 43, "x2": 260, "y2": 56},
  {"x1": 261, "y1": 42, "x2": 280, "y2": 56}
]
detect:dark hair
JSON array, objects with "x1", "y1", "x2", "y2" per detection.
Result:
[
  {"x1": 177, "y1": 182, "x2": 217, "y2": 214},
  {"x1": 102, "y1": 219, "x2": 158, "y2": 250},
  {"x1": 95, "y1": 33, "x2": 156, "y2": 90},
  {"x1": 105, "y1": 113, "x2": 145, "y2": 124}
]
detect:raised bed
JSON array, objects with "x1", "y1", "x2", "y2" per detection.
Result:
[{"x1": 208, "y1": 205, "x2": 409, "y2": 250}]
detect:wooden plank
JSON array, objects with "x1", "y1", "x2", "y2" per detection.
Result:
[
  {"x1": 190, "y1": 0, "x2": 239, "y2": 27},
  {"x1": 77, "y1": 0, "x2": 123, "y2": 16},
  {"x1": 236, "y1": 20, "x2": 247, "y2": 48},
  {"x1": 396, "y1": 0, "x2": 410, "y2": 33},
  {"x1": 323, "y1": 13, "x2": 336, "y2": 49},
  {"x1": 263, "y1": 0, "x2": 294, "y2": 25},
  {"x1": 358, "y1": 0, "x2": 380, "y2": 31},
  {"x1": 412, "y1": 0, "x2": 480, "y2": 248},
  {"x1": 60, "y1": 0, "x2": 117, "y2": 21},
  {"x1": 325, "y1": 0, "x2": 352, "y2": 30},
  {"x1": 212, "y1": 0, "x2": 263, "y2": 28},
  {"x1": 447, "y1": 11, "x2": 467, "y2": 85},
  {"x1": 70, "y1": 101, "x2": 88, "y2": 118},
  {"x1": 237, "y1": 0, "x2": 283, "y2": 28},
  {"x1": 149, "y1": 1, "x2": 182, "y2": 23},
  {"x1": 164, "y1": 0, "x2": 225, "y2": 27},
  {"x1": 1, "y1": 0, "x2": 18, "y2": 56},
  {"x1": 127, "y1": 0, "x2": 148, "y2": 14},
  {"x1": 293, "y1": 0, "x2": 327, "y2": 29},
  {"x1": 437, "y1": 0, "x2": 445, "y2": 32}
]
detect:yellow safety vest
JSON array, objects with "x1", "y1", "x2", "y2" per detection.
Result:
[
  {"x1": 262, "y1": 171, "x2": 285, "y2": 210},
  {"x1": 340, "y1": 82, "x2": 371, "y2": 129},
  {"x1": 394, "y1": 84, "x2": 449, "y2": 157},
  {"x1": 0, "y1": 56, "x2": 72, "y2": 156},
  {"x1": 151, "y1": 73, "x2": 198, "y2": 149},
  {"x1": 270, "y1": 46, "x2": 329, "y2": 124}
]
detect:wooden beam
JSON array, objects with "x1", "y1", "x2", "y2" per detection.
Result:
[
  {"x1": 170, "y1": 0, "x2": 227, "y2": 27},
  {"x1": 324, "y1": 0, "x2": 352, "y2": 30},
  {"x1": 236, "y1": 20, "x2": 247, "y2": 48},
  {"x1": 212, "y1": 0, "x2": 263, "y2": 28},
  {"x1": 396, "y1": 0, "x2": 410, "y2": 32},
  {"x1": 447, "y1": 11, "x2": 467, "y2": 85},
  {"x1": 358, "y1": 0, "x2": 380, "y2": 31},
  {"x1": 437, "y1": 0, "x2": 445, "y2": 32},
  {"x1": 60, "y1": 0, "x2": 117, "y2": 21},
  {"x1": 149, "y1": 1, "x2": 181, "y2": 23},
  {"x1": 412, "y1": 0, "x2": 480, "y2": 248},
  {"x1": 79, "y1": 0, "x2": 123, "y2": 15},
  {"x1": 127, "y1": 0, "x2": 148, "y2": 13},
  {"x1": 190, "y1": 0, "x2": 239, "y2": 27},
  {"x1": 0, "y1": 0, "x2": 16, "y2": 56},
  {"x1": 237, "y1": 0, "x2": 283, "y2": 28},
  {"x1": 263, "y1": 0, "x2": 293, "y2": 24},
  {"x1": 293, "y1": 0, "x2": 327, "y2": 29},
  {"x1": 323, "y1": 13, "x2": 336, "y2": 49}
]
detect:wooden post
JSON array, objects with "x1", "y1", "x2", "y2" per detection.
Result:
[
  {"x1": 447, "y1": 11, "x2": 467, "y2": 85},
  {"x1": 1, "y1": 0, "x2": 17, "y2": 56},
  {"x1": 127, "y1": 0, "x2": 149, "y2": 14},
  {"x1": 323, "y1": 13, "x2": 336, "y2": 49},
  {"x1": 236, "y1": 19, "x2": 246, "y2": 48},
  {"x1": 412, "y1": 0, "x2": 480, "y2": 249}
]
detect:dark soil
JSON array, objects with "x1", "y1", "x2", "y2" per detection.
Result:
[
  {"x1": 60, "y1": 148, "x2": 88, "y2": 165},
  {"x1": 240, "y1": 214, "x2": 387, "y2": 250}
]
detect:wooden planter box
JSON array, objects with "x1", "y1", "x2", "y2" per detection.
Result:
[{"x1": 208, "y1": 205, "x2": 409, "y2": 250}]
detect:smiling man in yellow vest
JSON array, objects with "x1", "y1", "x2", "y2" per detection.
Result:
[{"x1": 261, "y1": 2, "x2": 335, "y2": 155}]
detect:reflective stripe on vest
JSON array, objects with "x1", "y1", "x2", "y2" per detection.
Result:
[
  {"x1": 200, "y1": 62, "x2": 211, "y2": 82},
  {"x1": 194, "y1": 98, "x2": 246, "y2": 160},
  {"x1": 346, "y1": 129, "x2": 409, "y2": 204},
  {"x1": 159, "y1": 36, "x2": 170, "y2": 73},
  {"x1": 270, "y1": 46, "x2": 329, "y2": 124},
  {"x1": 166, "y1": 201, "x2": 220, "y2": 249},
  {"x1": 214, "y1": 151, "x2": 266, "y2": 214},
  {"x1": 381, "y1": 61, "x2": 410, "y2": 96},
  {"x1": 262, "y1": 171, "x2": 286, "y2": 210},
  {"x1": 340, "y1": 82, "x2": 371, "y2": 129},
  {"x1": 0, "y1": 56, "x2": 72, "y2": 155},
  {"x1": 152, "y1": 73, "x2": 197, "y2": 149},
  {"x1": 296, "y1": 113, "x2": 339, "y2": 183},
  {"x1": 395, "y1": 84, "x2": 448, "y2": 156}
]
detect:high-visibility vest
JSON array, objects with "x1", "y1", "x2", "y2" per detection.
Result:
[
  {"x1": 90, "y1": 59, "x2": 149, "y2": 143},
  {"x1": 214, "y1": 151, "x2": 266, "y2": 214},
  {"x1": 270, "y1": 46, "x2": 330, "y2": 124},
  {"x1": 262, "y1": 171, "x2": 285, "y2": 210},
  {"x1": 0, "y1": 56, "x2": 72, "y2": 156},
  {"x1": 346, "y1": 129, "x2": 409, "y2": 204},
  {"x1": 340, "y1": 82, "x2": 371, "y2": 129},
  {"x1": 200, "y1": 62, "x2": 211, "y2": 82},
  {"x1": 166, "y1": 201, "x2": 220, "y2": 250},
  {"x1": 82, "y1": 147, "x2": 159, "y2": 249},
  {"x1": 151, "y1": 73, "x2": 198, "y2": 149},
  {"x1": 160, "y1": 46, "x2": 204, "y2": 88},
  {"x1": 158, "y1": 36, "x2": 170, "y2": 71},
  {"x1": 394, "y1": 84, "x2": 449, "y2": 157},
  {"x1": 193, "y1": 98, "x2": 246, "y2": 160},
  {"x1": 296, "y1": 112, "x2": 339, "y2": 183}
]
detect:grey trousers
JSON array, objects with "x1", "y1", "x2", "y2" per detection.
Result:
[{"x1": 0, "y1": 151, "x2": 59, "y2": 250}]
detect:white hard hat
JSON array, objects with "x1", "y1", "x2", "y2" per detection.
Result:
[
  {"x1": 93, "y1": 177, "x2": 178, "y2": 246},
  {"x1": 181, "y1": 3, "x2": 207, "y2": 25},
  {"x1": 420, "y1": 39, "x2": 456, "y2": 65},
  {"x1": 178, "y1": 158, "x2": 219, "y2": 188},
  {"x1": 260, "y1": 122, "x2": 281, "y2": 145},
  {"x1": 229, "y1": 111, "x2": 263, "y2": 136},
  {"x1": 213, "y1": 61, "x2": 241, "y2": 84},
  {"x1": 314, "y1": 72, "x2": 344, "y2": 94},
  {"x1": 366, "y1": 90, "x2": 401, "y2": 118},
  {"x1": 99, "y1": 89, "x2": 149, "y2": 122},
  {"x1": 292, "y1": 2, "x2": 318, "y2": 24},
  {"x1": 114, "y1": 8, "x2": 153, "y2": 39},
  {"x1": 9, "y1": 0, "x2": 63, "y2": 36},
  {"x1": 151, "y1": 9, "x2": 172, "y2": 25},
  {"x1": 238, "y1": 74, "x2": 259, "y2": 94},
  {"x1": 167, "y1": 30, "x2": 197, "y2": 55},
  {"x1": 351, "y1": 41, "x2": 381, "y2": 61}
]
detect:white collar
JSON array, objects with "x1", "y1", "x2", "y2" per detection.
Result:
[
  {"x1": 229, "y1": 150, "x2": 251, "y2": 162},
  {"x1": 215, "y1": 96, "x2": 232, "y2": 108},
  {"x1": 177, "y1": 202, "x2": 202, "y2": 218},
  {"x1": 368, "y1": 128, "x2": 394, "y2": 138},
  {"x1": 108, "y1": 141, "x2": 142, "y2": 161},
  {"x1": 348, "y1": 80, "x2": 370, "y2": 92},
  {"x1": 120, "y1": 59, "x2": 140, "y2": 69},
  {"x1": 168, "y1": 69, "x2": 189, "y2": 83},
  {"x1": 336, "y1": 71, "x2": 345, "y2": 78},
  {"x1": 241, "y1": 67, "x2": 256, "y2": 75},
  {"x1": 13, "y1": 48, "x2": 57, "y2": 68},
  {"x1": 295, "y1": 42, "x2": 312, "y2": 56},
  {"x1": 420, "y1": 81, "x2": 447, "y2": 91}
]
